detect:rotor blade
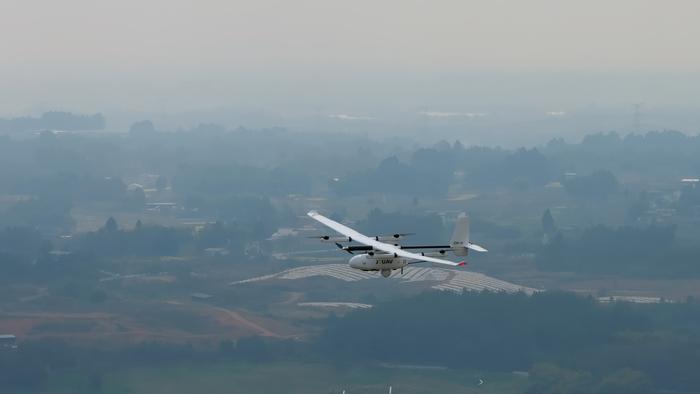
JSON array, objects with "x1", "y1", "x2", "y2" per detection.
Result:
[
  {"x1": 336, "y1": 242, "x2": 353, "y2": 254},
  {"x1": 375, "y1": 232, "x2": 416, "y2": 241},
  {"x1": 274, "y1": 249, "x2": 339, "y2": 257}
]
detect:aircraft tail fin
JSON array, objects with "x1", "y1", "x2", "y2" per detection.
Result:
[{"x1": 450, "y1": 214, "x2": 470, "y2": 256}]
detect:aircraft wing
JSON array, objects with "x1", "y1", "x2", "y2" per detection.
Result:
[{"x1": 307, "y1": 211, "x2": 465, "y2": 267}]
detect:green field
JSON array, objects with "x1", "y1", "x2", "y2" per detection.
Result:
[{"x1": 48, "y1": 362, "x2": 528, "y2": 394}]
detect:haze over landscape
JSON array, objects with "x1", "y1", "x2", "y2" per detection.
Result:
[
  {"x1": 2, "y1": 1, "x2": 700, "y2": 393},
  {"x1": 3, "y1": 0, "x2": 700, "y2": 144}
]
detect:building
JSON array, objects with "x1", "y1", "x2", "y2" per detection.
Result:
[
  {"x1": 0, "y1": 335, "x2": 17, "y2": 350},
  {"x1": 204, "y1": 247, "x2": 229, "y2": 257},
  {"x1": 191, "y1": 292, "x2": 214, "y2": 301}
]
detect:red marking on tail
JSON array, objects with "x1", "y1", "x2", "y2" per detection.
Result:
[{"x1": 457, "y1": 261, "x2": 467, "y2": 266}]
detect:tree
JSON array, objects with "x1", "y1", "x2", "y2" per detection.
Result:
[
  {"x1": 502, "y1": 148, "x2": 551, "y2": 187},
  {"x1": 128, "y1": 120, "x2": 156, "y2": 136},
  {"x1": 678, "y1": 184, "x2": 700, "y2": 211},
  {"x1": 0, "y1": 111, "x2": 104, "y2": 132},
  {"x1": 156, "y1": 175, "x2": 168, "y2": 190},
  {"x1": 41, "y1": 111, "x2": 105, "y2": 130},
  {"x1": 542, "y1": 209, "x2": 556, "y2": 236},
  {"x1": 597, "y1": 368, "x2": 652, "y2": 394},
  {"x1": 627, "y1": 190, "x2": 650, "y2": 221},
  {"x1": 103, "y1": 217, "x2": 118, "y2": 232},
  {"x1": 1, "y1": 198, "x2": 75, "y2": 231},
  {"x1": 526, "y1": 363, "x2": 593, "y2": 394}
]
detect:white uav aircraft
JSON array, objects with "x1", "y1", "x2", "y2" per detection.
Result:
[{"x1": 308, "y1": 211, "x2": 487, "y2": 278}]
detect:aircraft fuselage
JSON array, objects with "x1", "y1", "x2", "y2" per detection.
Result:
[{"x1": 349, "y1": 253, "x2": 409, "y2": 277}]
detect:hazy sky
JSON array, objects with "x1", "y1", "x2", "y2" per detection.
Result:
[{"x1": 1, "y1": 0, "x2": 699, "y2": 116}]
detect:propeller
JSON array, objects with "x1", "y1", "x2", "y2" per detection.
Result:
[
  {"x1": 374, "y1": 233, "x2": 416, "y2": 241},
  {"x1": 393, "y1": 232, "x2": 415, "y2": 238},
  {"x1": 335, "y1": 242, "x2": 353, "y2": 254},
  {"x1": 308, "y1": 235, "x2": 353, "y2": 243}
]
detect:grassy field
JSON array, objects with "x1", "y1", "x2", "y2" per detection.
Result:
[{"x1": 48, "y1": 362, "x2": 528, "y2": 394}]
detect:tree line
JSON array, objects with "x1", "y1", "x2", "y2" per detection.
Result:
[
  {"x1": 320, "y1": 291, "x2": 700, "y2": 394},
  {"x1": 2, "y1": 291, "x2": 699, "y2": 393},
  {"x1": 537, "y1": 223, "x2": 700, "y2": 277}
]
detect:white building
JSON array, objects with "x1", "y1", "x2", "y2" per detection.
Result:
[{"x1": 0, "y1": 334, "x2": 17, "y2": 350}]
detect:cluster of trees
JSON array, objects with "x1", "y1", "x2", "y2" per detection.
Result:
[
  {"x1": 563, "y1": 170, "x2": 619, "y2": 200},
  {"x1": 173, "y1": 165, "x2": 311, "y2": 199},
  {"x1": 537, "y1": 224, "x2": 700, "y2": 277},
  {"x1": 330, "y1": 153, "x2": 454, "y2": 197},
  {"x1": 0, "y1": 197, "x2": 75, "y2": 231},
  {"x1": 0, "y1": 225, "x2": 99, "y2": 282},
  {"x1": 0, "y1": 122, "x2": 312, "y2": 216},
  {"x1": 4, "y1": 122, "x2": 699, "y2": 205},
  {"x1": 678, "y1": 184, "x2": 700, "y2": 211},
  {"x1": 320, "y1": 291, "x2": 700, "y2": 393},
  {"x1": 1, "y1": 292, "x2": 700, "y2": 392},
  {"x1": 331, "y1": 130, "x2": 700, "y2": 199},
  {"x1": 15, "y1": 173, "x2": 138, "y2": 203},
  {"x1": 0, "y1": 227, "x2": 51, "y2": 279},
  {"x1": 329, "y1": 141, "x2": 629, "y2": 199},
  {"x1": 180, "y1": 195, "x2": 284, "y2": 240},
  {"x1": 77, "y1": 219, "x2": 191, "y2": 257},
  {"x1": 76, "y1": 217, "x2": 262, "y2": 259},
  {"x1": 0, "y1": 336, "x2": 302, "y2": 392},
  {"x1": 330, "y1": 145, "x2": 556, "y2": 196},
  {"x1": 4, "y1": 121, "x2": 699, "y2": 242},
  {"x1": 544, "y1": 130, "x2": 700, "y2": 179},
  {"x1": 527, "y1": 364, "x2": 655, "y2": 394},
  {"x1": 0, "y1": 214, "x2": 272, "y2": 282},
  {"x1": 2, "y1": 171, "x2": 148, "y2": 231},
  {"x1": 0, "y1": 112, "x2": 105, "y2": 132}
]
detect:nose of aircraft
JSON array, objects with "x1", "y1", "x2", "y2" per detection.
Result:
[{"x1": 349, "y1": 254, "x2": 366, "y2": 269}]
